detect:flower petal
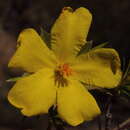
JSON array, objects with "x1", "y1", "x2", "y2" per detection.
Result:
[
  {"x1": 9, "y1": 28, "x2": 57, "y2": 72},
  {"x1": 72, "y1": 48, "x2": 122, "y2": 88},
  {"x1": 8, "y1": 69, "x2": 56, "y2": 116},
  {"x1": 51, "y1": 7, "x2": 92, "y2": 63},
  {"x1": 57, "y1": 79, "x2": 100, "y2": 126}
]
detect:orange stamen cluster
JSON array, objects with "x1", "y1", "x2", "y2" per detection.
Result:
[{"x1": 58, "y1": 63, "x2": 72, "y2": 77}]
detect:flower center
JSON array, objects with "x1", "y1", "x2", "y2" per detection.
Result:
[
  {"x1": 58, "y1": 64, "x2": 72, "y2": 76},
  {"x1": 54, "y1": 64, "x2": 72, "y2": 87}
]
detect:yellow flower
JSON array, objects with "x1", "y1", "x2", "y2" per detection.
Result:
[{"x1": 8, "y1": 7, "x2": 122, "y2": 126}]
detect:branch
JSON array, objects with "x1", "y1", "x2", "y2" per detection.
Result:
[
  {"x1": 112, "y1": 118, "x2": 130, "y2": 130},
  {"x1": 97, "y1": 116, "x2": 102, "y2": 130},
  {"x1": 105, "y1": 94, "x2": 112, "y2": 130}
]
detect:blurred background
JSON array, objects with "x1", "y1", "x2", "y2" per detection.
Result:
[{"x1": 0, "y1": 0, "x2": 130, "y2": 130}]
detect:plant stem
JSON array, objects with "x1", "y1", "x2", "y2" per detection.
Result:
[
  {"x1": 112, "y1": 118, "x2": 130, "y2": 130},
  {"x1": 97, "y1": 116, "x2": 102, "y2": 130},
  {"x1": 105, "y1": 95, "x2": 112, "y2": 130},
  {"x1": 47, "y1": 120, "x2": 52, "y2": 130},
  {"x1": 52, "y1": 117, "x2": 64, "y2": 130}
]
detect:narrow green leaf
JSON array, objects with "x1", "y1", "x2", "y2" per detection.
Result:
[
  {"x1": 121, "y1": 89, "x2": 130, "y2": 97},
  {"x1": 6, "y1": 77, "x2": 21, "y2": 82},
  {"x1": 123, "y1": 85, "x2": 130, "y2": 91},
  {"x1": 77, "y1": 40, "x2": 93, "y2": 56},
  {"x1": 123, "y1": 60, "x2": 130, "y2": 80},
  {"x1": 22, "y1": 73, "x2": 30, "y2": 76},
  {"x1": 40, "y1": 27, "x2": 51, "y2": 48},
  {"x1": 92, "y1": 42, "x2": 108, "y2": 50},
  {"x1": 7, "y1": 73, "x2": 30, "y2": 82}
]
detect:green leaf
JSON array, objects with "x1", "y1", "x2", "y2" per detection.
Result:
[
  {"x1": 6, "y1": 77, "x2": 21, "y2": 82},
  {"x1": 121, "y1": 89, "x2": 130, "y2": 97},
  {"x1": 123, "y1": 60, "x2": 130, "y2": 80},
  {"x1": 119, "y1": 84, "x2": 130, "y2": 97},
  {"x1": 77, "y1": 40, "x2": 93, "y2": 56},
  {"x1": 123, "y1": 85, "x2": 130, "y2": 91},
  {"x1": 92, "y1": 42, "x2": 108, "y2": 50},
  {"x1": 7, "y1": 73, "x2": 30, "y2": 82},
  {"x1": 40, "y1": 27, "x2": 51, "y2": 48}
]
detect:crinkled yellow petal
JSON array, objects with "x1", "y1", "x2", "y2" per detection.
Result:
[
  {"x1": 72, "y1": 48, "x2": 122, "y2": 88},
  {"x1": 57, "y1": 79, "x2": 101, "y2": 126},
  {"x1": 9, "y1": 28, "x2": 57, "y2": 72},
  {"x1": 8, "y1": 69, "x2": 57, "y2": 116},
  {"x1": 51, "y1": 7, "x2": 92, "y2": 63}
]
